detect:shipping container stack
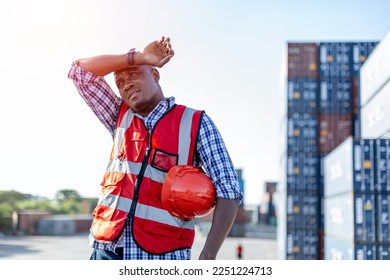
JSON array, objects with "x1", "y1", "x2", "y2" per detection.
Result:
[
  {"x1": 361, "y1": 31, "x2": 390, "y2": 259},
  {"x1": 318, "y1": 42, "x2": 378, "y2": 152},
  {"x1": 323, "y1": 137, "x2": 377, "y2": 259},
  {"x1": 282, "y1": 40, "x2": 378, "y2": 260},
  {"x1": 375, "y1": 139, "x2": 390, "y2": 259},
  {"x1": 321, "y1": 32, "x2": 390, "y2": 259},
  {"x1": 323, "y1": 136, "x2": 390, "y2": 259},
  {"x1": 285, "y1": 43, "x2": 321, "y2": 259},
  {"x1": 318, "y1": 41, "x2": 378, "y2": 259}
]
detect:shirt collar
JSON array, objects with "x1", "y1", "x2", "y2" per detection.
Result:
[{"x1": 134, "y1": 96, "x2": 176, "y2": 132}]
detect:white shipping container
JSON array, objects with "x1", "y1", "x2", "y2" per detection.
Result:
[
  {"x1": 325, "y1": 236, "x2": 376, "y2": 260},
  {"x1": 324, "y1": 192, "x2": 376, "y2": 243},
  {"x1": 276, "y1": 189, "x2": 287, "y2": 260},
  {"x1": 323, "y1": 137, "x2": 354, "y2": 197},
  {"x1": 360, "y1": 30, "x2": 390, "y2": 106},
  {"x1": 361, "y1": 81, "x2": 390, "y2": 138},
  {"x1": 323, "y1": 137, "x2": 376, "y2": 197}
]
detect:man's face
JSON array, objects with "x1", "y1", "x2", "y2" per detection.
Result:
[{"x1": 115, "y1": 65, "x2": 161, "y2": 116}]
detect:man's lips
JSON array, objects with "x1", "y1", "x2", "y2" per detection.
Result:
[{"x1": 126, "y1": 90, "x2": 140, "y2": 100}]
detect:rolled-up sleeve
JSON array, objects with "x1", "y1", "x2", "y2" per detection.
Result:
[{"x1": 68, "y1": 61, "x2": 122, "y2": 137}]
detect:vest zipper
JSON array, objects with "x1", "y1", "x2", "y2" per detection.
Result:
[
  {"x1": 111, "y1": 140, "x2": 151, "y2": 245},
  {"x1": 128, "y1": 136, "x2": 152, "y2": 218}
]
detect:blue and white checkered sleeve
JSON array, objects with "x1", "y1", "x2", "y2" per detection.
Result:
[{"x1": 196, "y1": 113, "x2": 243, "y2": 200}]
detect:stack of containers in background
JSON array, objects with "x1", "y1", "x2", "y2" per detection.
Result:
[
  {"x1": 323, "y1": 136, "x2": 390, "y2": 259},
  {"x1": 374, "y1": 139, "x2": 390, "y2": 259},
  {"x1": 318, "y1": 41, "x2": 377, "y2": 154},
  {"x1": 360, "y1": 30, "x2": 390, "y2": 259},
  {"x1": 281, "y1": 40, "x2": 378, "y2": 260},
  {"x1": 318, "y1": 41, "x2": 377, "y2": 259},
  {"x1": 360, "y1": 31, "x2": 390, "y2": 139},
  {"x1": 285, "y1": 43, "x2": 321, "y2": 259},
  {"x1": 323, "y1": 136, "x2": 377, "y2": 259}
]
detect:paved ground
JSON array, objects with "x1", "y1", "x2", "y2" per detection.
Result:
[{"x1": 0, "y1": 228, "x2": 278, "y2": 260}]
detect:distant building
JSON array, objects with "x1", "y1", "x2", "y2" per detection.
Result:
[
  {"x1": 236, "y1": 168, "x2": 245, "y2": 207},
  {"x1": 12, "y1": 211, "x2": 92, "y2": 236},
  {"x1": 259, "y1": 182, "x2": 277, "y2": 225},
  {"x1": 12, "y1": 210, "x2": 51, "y2": 235}
]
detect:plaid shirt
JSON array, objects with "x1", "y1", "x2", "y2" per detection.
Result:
[{"x1": 68, "y1": 62, "x2": 243, "y2": 260}]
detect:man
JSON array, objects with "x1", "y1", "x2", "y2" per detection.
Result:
[{"x1": 68, "y1": 36, "x2": 243, "y2": 260}]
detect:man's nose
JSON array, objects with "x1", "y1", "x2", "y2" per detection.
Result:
[{"x1": 123, "y1": 82, "x2": 134, "y2": 91}]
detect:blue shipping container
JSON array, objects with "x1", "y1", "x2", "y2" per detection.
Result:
[
  {"x1": 375, "y1": 139, "x2": 390, "y2": 192},
  {"x1": 376, "y1": 193, "x2": 390, "y2": 242},
  {"x1": 358, "y1": 138, "x2": 376, "y2": 193},
  {"x1": 287, "y1": 192, "x2": 320, "y2": 230},
  {"x1": 287, "y1": 78, "x2": 318, "y2": 114},
  {"x1": 351, "y1": 42, "x2": 378, "y2": 77},
  {"x1": 287, "y1": 113, "x2": 318, "y2": 153},
  {"x1": 286, "y1": 229, "x2": 319, "y2": 260},
  {"x1": 319, "y1": 42, "x2": 353, "y2": 78},
  {"x1": 377, "y1": 245, "x2": 390, "y2": 260},
  {"x1": 319, "y1": 42, "x2": 377, "y2": 78},
  {"x1": 352, "y1": 113, "x2": 361, "y2": 139},
  {"x1": 319, "y1": 77, "x2": 352, "y2": 113},
  {"x1": 287, "y1": 153, "x2": 320, "y2": 193}
]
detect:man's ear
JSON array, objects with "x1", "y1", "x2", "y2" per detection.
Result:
[{"x1": 152, "y1": 68, "x2": 160, "y2": 82}]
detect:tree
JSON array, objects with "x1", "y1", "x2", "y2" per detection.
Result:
[
  {"x1": 0, "y1": 190, "x2": 31, "y2": 233},
  {"x1": 55, "y1": 189, "x2": 82, "y2": 203},
  {"x1": 0, "y1": 189, "x2": 93, "y2": 233},
  {"x1": 0, "y1": 190, "x2": 29, "y2": 204}
]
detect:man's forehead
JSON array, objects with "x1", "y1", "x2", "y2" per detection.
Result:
[
  {"x1": 115, "y1": 67, "x2": 138, "y2": 76},
  {"x1": 115, "y1": 65, "x2": 153, "y2": 79}
]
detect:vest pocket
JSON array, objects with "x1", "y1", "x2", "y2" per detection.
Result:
[
  {"x1": 151, "y1": 148, "x2": 178, "y2": 172},
  {"x1": 92, "y1": 172, "x2": 126, "y2": 221}
]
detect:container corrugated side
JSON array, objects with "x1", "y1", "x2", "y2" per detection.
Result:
[
  {"x1": 286, "y1": 153, "x2": 320, "y2": 193},
  {"x1": 324, "y1": 191, "x2": 375, "y2": 243},
  {"x1": 325, "y1": 235, "x2": 376, "y2": 259},
  {"x1": 351, "y1": 42, "x2": 378, "y2": 77},
  {"x1": 361, "y1": 81, "x2": 390, "y2": 138},
  {"x1": 376, "y1": 193, "x2": 390, "y2": 242},
  {"x1": 375, "y1": 139, "x2": 390, "y2": 192},
  {"x1": 287, "y1": 78, "x2": 318, "y2": 114},
  {"x1": 319, "y1": 42, "x2": 353, "y2": 78},
  {"x1": 287, "y1": 192, "x2": 320, "y2": 230},
  {"x1": 360, "y1": 31, "x2": 390, "y2": 106},
  {"x1": 287, "y1": 113, "x2": 318, "y2": 153},
  {"x1": 377, "y1": 245, "x2": 390, "y2": 259},
  {"x1": 286, "y1": 229, "x2": 319, "y2": 260},
  {"x1": 319, "y1": 77, "x2": 352, "y2": 113},
  {"x1": 323, "y1": 137, "x2": 375, "y2": 197},
  {"x1": 318, "y1": 114, "x2": 352, "y2": 156},
  {"x1": 287, "y1": 43, "x2": 318, "y2": 79}
]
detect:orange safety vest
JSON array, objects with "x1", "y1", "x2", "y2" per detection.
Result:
[{"x1": 90, "y1": 102, "x2": 203, "y2": 254}]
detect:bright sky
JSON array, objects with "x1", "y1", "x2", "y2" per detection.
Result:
[{"x1": 0, "y1": 0, "x2": 389, "y2": 205}]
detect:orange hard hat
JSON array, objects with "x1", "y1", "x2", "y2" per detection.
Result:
[{"x1": 161, "y1": 165, "x2": 216, "y2": 221}]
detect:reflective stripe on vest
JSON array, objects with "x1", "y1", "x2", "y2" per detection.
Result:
[
  {"x1": 178, "y1": 108, "x2": 196, "y2": 164},
  {"x1": 98, "y1": 193, "x2": 194, "y2": 230},
  {"x1": 106, "y1": 160, "x2": 166, "y2": 183}
]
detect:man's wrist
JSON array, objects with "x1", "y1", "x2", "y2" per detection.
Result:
[{"x1": 126, "y1": 48, "x2": 136, "y2": 67}]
